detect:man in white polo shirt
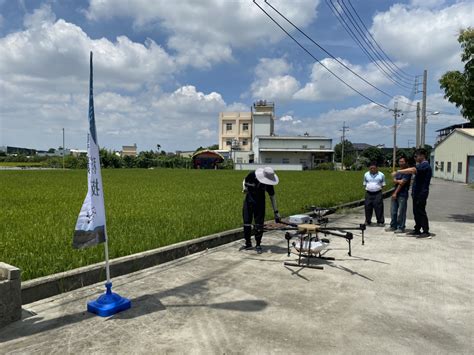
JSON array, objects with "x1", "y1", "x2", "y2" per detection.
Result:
[{"x1": 363, "y1": 161, "x2": 386, "y2": 226}]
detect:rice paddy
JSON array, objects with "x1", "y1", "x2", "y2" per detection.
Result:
[{"x1": 0, "y1": 169, "x2": 389, "y2": 280}]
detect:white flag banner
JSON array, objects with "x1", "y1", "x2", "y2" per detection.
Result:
[{"x1": 73, "y1": 52, "x2": 107, "y2": 249}]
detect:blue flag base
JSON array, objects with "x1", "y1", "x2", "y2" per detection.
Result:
[{"x1": 87, "y1": 282, "x2": 131, "y2": 317}]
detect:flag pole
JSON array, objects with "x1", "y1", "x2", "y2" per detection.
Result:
[
  {"x1": 104, "y1": 227, "x2": 111, "y2": 284},
  {"x1": 77, "y1": 51, "x2": 130, "y2": 316}
]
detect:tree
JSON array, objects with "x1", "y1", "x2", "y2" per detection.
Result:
[
  {"x1": 439, "y1": 27, "x2": 474, "y2": 122},
  {"x1": 207, "y1": 144, "x2": 219, "y2": 150},
  {"x1": 334, "y1": 140, "x2": 354, "y2": 163},
  {"x1": 361, "y1": 147, "x2": 385, "y2": 166}
]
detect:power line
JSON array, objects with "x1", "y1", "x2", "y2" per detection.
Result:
[
  {"x1": 338, "y1": 0, "x2": 416, "y2": 84},
  {"x1": 265, "y1": 0, "x2": 396, "y2": 100},
  {"x1": 263, "y1": 0, "x2": 419, "y2": 109},
  {"x1": 326, "y1": 0, "x2": 414, "y2": 90},
  {"x1": 252, "y1": 0, "x2": 389, "y2": 110},
  {"x1": 345, "y1": 0, "x2": 416, "y2": 80},
  {"x1": 333, "y1": 0, "x2": 415, "y2": 86}
]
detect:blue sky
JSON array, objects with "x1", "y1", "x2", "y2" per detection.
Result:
[{"x1": 0, "y1": 0, "x2": 472, "y2": 152}]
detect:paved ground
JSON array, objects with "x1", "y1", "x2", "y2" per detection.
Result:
[{"x1": 1, "y1": 179, "x2": 473, "y2": 354}]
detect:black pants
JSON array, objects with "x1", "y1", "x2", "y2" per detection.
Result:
[
  {"x1": 413, "y1": 197, "x2": 429, "y2": 233},
  {"x1": 364, "y1": 191, "x2": 384, "y2": 224},
  {"x1": 242, "y1": 194, "x2": 265, "y2": 246}
]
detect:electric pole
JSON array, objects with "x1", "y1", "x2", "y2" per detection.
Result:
[
  {"x1": 62, "y1": 128, "x2": 65, "y2": 170},
  {"x1": 340, "y1": 121, "x2": 349, "y2": 170},
  {"x1": 392, "y1": 102, "x2": 401, "y2": 171},
  {"x1": 421, "y1": 69, "x2": 427, "y2": 147},
  {"x1": 416, "y1": 102, "x2": 421, "y2": 147}
]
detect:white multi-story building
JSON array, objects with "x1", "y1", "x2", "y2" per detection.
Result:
[{"x1": 218, "y1": 100, "x2": 334, "y2": 169}]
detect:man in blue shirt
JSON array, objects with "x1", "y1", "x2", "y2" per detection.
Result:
[
  {"x1": 363, "y1": 161, "x2": 386, "y2": 226},
  {"x1": 387, "y1": 156, "x2": 411, "y2": 233},
  {"x1": 393, "y1": 148, "x2": 432, "y2": 238}
]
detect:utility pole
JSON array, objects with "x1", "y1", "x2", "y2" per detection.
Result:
[
  {"x1": 421, "y1": 69, "x2": 427, "y2": 147},
  {"x1": 416, "y1": 102, "x2": 421, "y2": 147},
  {"x1": 340, "y1": 121, "x2": 349, "y2": 170},
  {"x1": 62, "y1": 128, "x2": 65, "y2": 170},
  {"x1": 392, "y1": 102, "x2": 401, "y2": 171}
]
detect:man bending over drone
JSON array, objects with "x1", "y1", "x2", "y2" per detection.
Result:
[{"x1": 241, "y1": 167, "x2": 281, "y2": 254}]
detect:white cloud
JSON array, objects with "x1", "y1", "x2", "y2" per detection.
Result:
[
  {"x1": 371, "y1": 2, "x2": 473, "y2": 73},
  {"x1": 197, "y1": 128, "x2": 215, "y2": 139},
  {"x1": 23, "y1": 3, "x2": 56, "y2": 28},
  {"x1": 252, "y1": 75, "x2": 301, "y2": 101},
  {"x1": 278, "y1": 115, "x2": 301, "y2": 125},
  {"x1": 294, "y1": 58, "x2": 392, "y2": 101},
  {"x1": 86, "y1": 0, "x2": 320, "y2": 68},
  {"x1": 409, "y1": 0, "x2": 446, "y2": 8},
  {"x1": 250, "y1": 57, "x2": 301, "y2": 101},
  {"x1": 0, "y1": 5, "x2": 176, "y2": 92}
]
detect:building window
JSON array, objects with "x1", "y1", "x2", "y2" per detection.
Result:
[
  {"x1": 226, "y1": 123, "x2": 232, "y2": 131},
  {"x1": 242, "y1": 139, "x2": 248, "y2": 146},
  {"x1": 300, "y1": 159, "x2": 307, "y2": 166},
  {"x1": 264, "y1": 158, "x2": 272, "y2": 164},
  {"x1": 226, "y1": 140, "x2": 232, "y2": 146},
  {"x1": 458, "y1": 162, "x2": 462, "y2": 174},
  {"x1": 319, "y1": 145, "x2": 325, "y2": 149},
  {"x1": 440, "y1": 161, "x2": 444, "y2": 171},
  {"x1": 447, "y1": 162, "x2": 451, "y2": 173},
  {"x1": 242, "y1": 123, "x2": 249, "y2": 131},
  {"x1": 302, "y1": 145, "x2": 308, "y2": 149},
  {"x1": 236, "y1": 158, "x2": 243, "y2": 164},
  {"x1": 282, "y1": 158, "x2": 290, "y2": 164},
  {"x1": 435, "y1": 161, "x2": 439, "y2": 171}
]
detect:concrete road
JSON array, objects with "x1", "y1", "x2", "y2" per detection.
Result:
[
  {"x1": 384, "y1": 178, "x2": 474, "y2": 224},
  {"x1": 0, "y1": 179, "x2": 473, "y2": 354}
]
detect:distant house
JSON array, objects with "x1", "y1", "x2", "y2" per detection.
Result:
[
  {"x1": 121, "y1": 144, "x2": 137, "y2": 157},
  {"x1": 433, "y1": 128, "x2": 474, "y2": 183},
  {"x1": 176, "y1": 150, "x2": 195, "y2": 158},
  {"x1": 435, "y1": 122, "x2": 473, "y2": 146},
  {"x1": 70, "y1": 149, "x2": 87, "y2": 157},
  {"x1": 0, "y1": 145, "x2": 36, "y2": 156},
  {"x1": 352, "y1": 143, "x2": 373, "y2": 158}
]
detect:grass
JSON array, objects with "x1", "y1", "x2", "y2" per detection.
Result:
[
  {"x1": 0, "y1": 169, "x2": 391, "y2": 280},
  {"x1": 0, "y1": 162, "x2": 45, "y2": 167}
]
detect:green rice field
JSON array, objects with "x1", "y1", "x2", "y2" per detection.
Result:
[{"x1": 0, "y1": 169, "x2": 390, "y2": 280}]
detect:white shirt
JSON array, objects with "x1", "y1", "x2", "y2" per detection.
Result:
[{"x1": 363, "y1": 171, "x2": 386, "y2": 192}]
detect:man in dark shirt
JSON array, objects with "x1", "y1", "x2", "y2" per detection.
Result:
[
  {"x1": 387, "y1": 156, "x2": 411, "y2": 233},
  {"x1": 392, "y1": 148, "x2": 432, "y2": 238},
  {"x1": 242, "y1": 167, "x2": 281, "y2": 254}
]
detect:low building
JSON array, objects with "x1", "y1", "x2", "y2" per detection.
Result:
[
  {"x1": 176, "y1": 150, "x2": 195, "y2": 158},
  {"x1": 352, "y1": 143, "x2": 373, "y2": 158},
  {"x1": 121, "y1": 144, "x2": 137, "y2": 157},
  {"x1": 0, "y1": 146, "x2": 36, "y2": 156},
  {"x1": 433, "y1": 128, "x2": 474, "y2": 183},
  {"x1": 253, "y1": 136, "x2": 333, "y2": 169},
  {"x1": 435, "y1": 122, "x2": 473, "y2": 146},
  {"x1": 70, "y1": 149, "x2": 87, "y2": 157}
]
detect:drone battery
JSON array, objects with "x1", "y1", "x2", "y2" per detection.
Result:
[{"x1": 289, "y1": 214, "x2": 311, "y2": 224}]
